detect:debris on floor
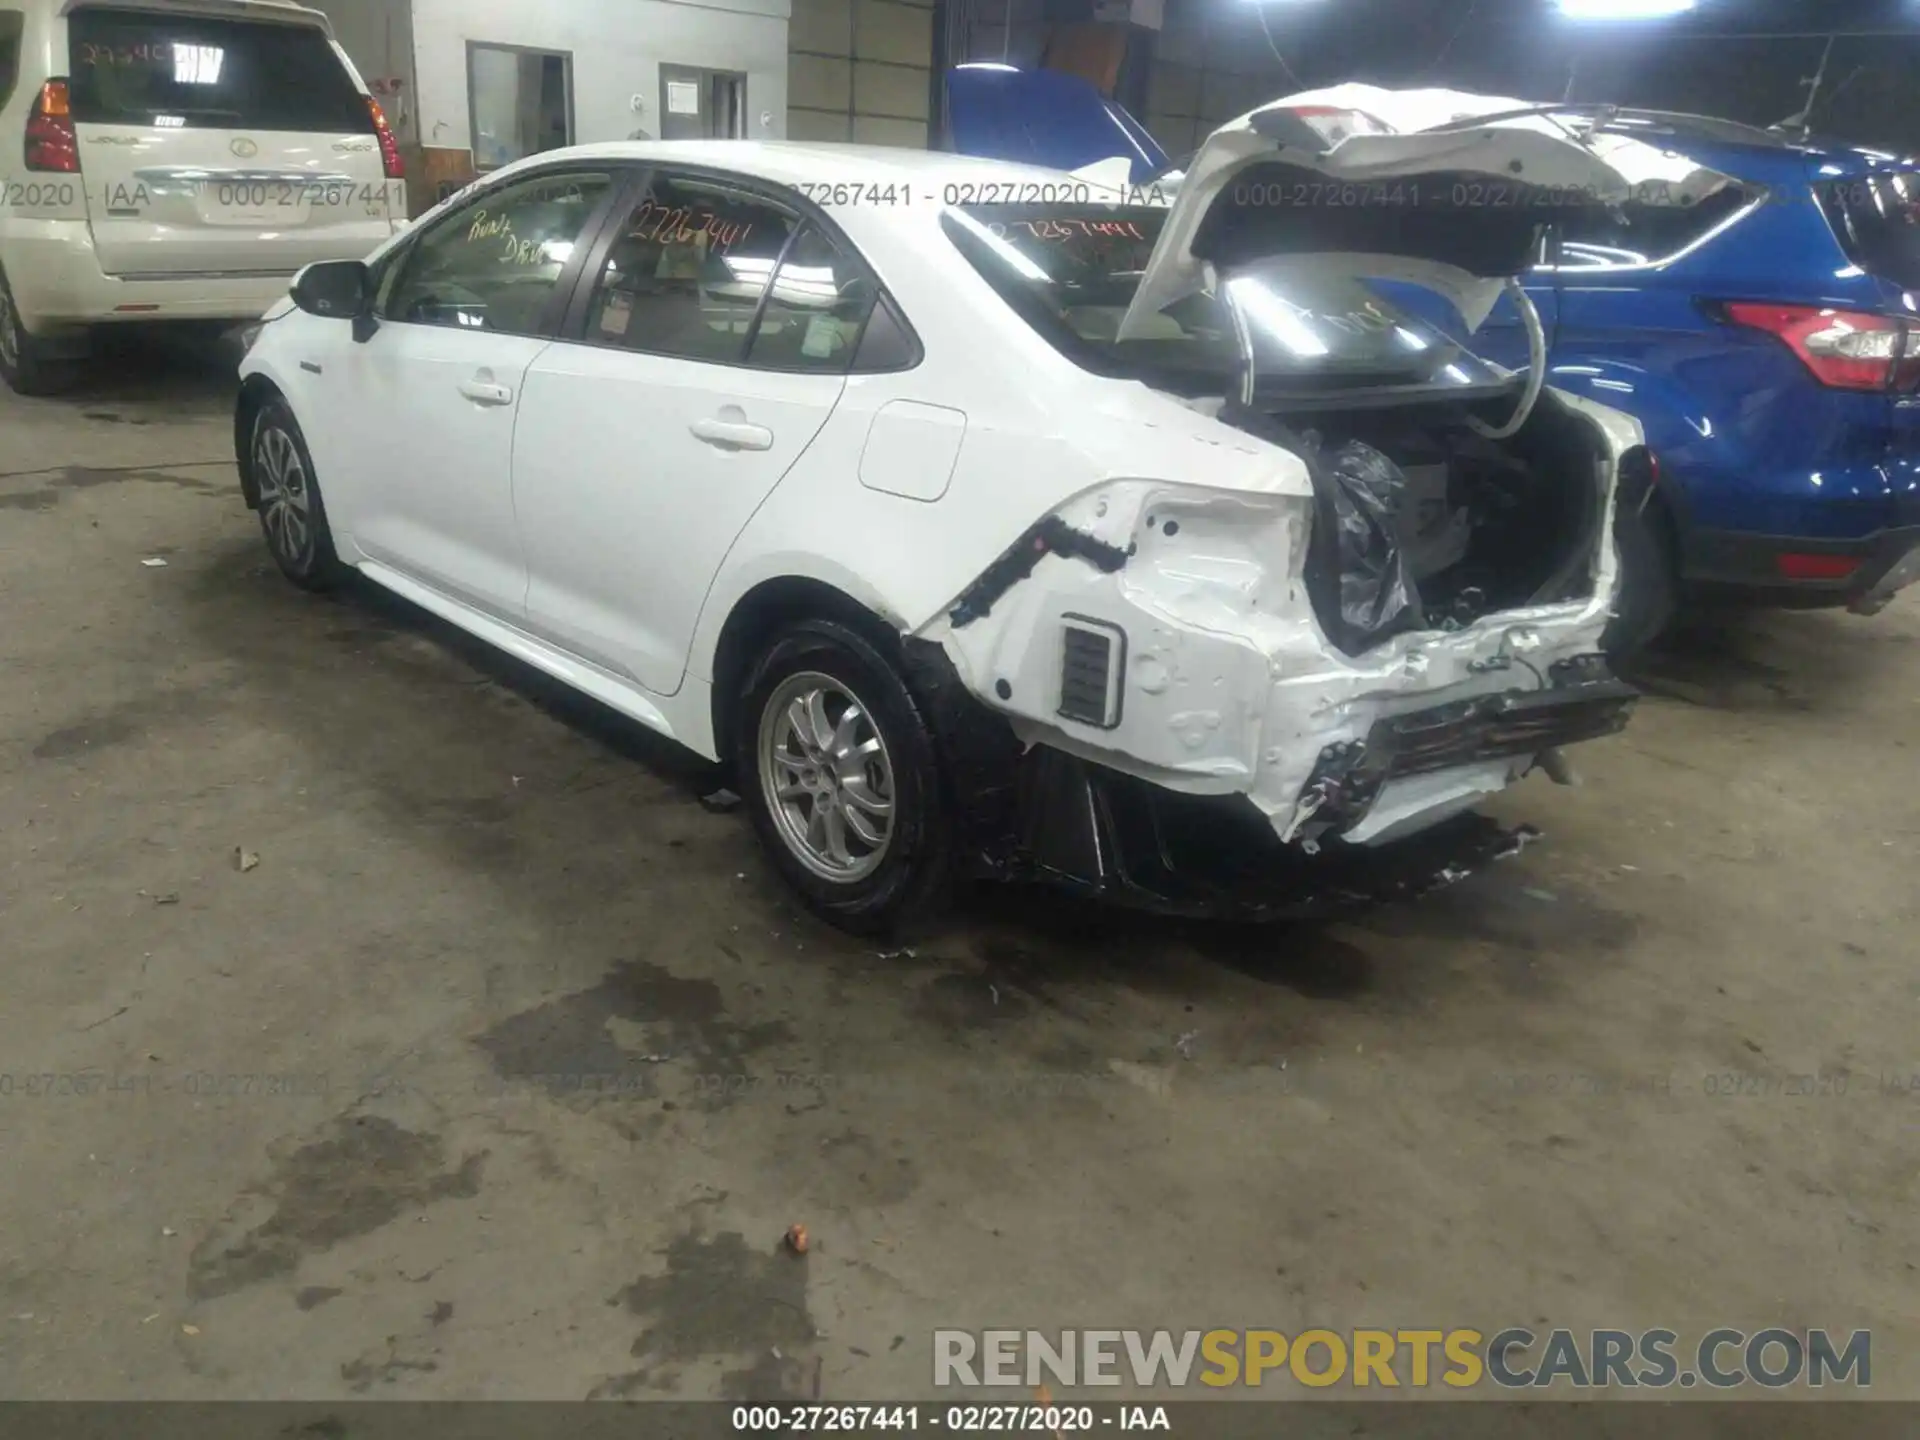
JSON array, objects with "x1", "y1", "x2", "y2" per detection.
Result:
[
  {"x1": 1176, "y1": 1030, "x2": 1200, "y2": 1061},
  {"x1": 233, "y1": 848, "x2": 259, "y2": 873},
  {"x1": 784, "y1": 1223, "x2": 809, "y2": 1256},
  {"x1": 140, "y1": 558, "x2": 169, "y2": 568},
  {"x1": 878, "y1": 947, "x2": 917, "y2": 961},
  {"x1": 699, "y1": 787, "x2": 742, "y2": 813}
]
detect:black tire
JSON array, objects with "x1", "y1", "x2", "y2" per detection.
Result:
[
  {"x1": 1602, "y1": 494, "x2": 1680, "y2": 665},
  {"x1": 0, "y1": 270, "x2": 82, "y2": 397},
  {"x1": 735, "y1": 619, "x2": 953, "y2": 936},
  {"x1": 249, "y1": 396, "x2": 348, "y2": 592}
]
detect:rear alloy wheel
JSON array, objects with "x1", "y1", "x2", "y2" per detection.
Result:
[
  {"x1": 737, "y1": 620, "x2": 952, "y2": 935},
  {"x1": 0, "y1": 271, "x2": 81, "y2": 397},
  {"x1": 251, "y1": 397, "x2": 346, "y2": 591}
]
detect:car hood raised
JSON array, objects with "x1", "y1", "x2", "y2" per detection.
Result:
[{"x1": 1117, "y1": 100, "x2": 1735, "y2": 342}]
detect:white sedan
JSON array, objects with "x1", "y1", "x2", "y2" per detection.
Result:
[{"x1": 236, "y1": 127, "x2": 1657, "y2": 933}]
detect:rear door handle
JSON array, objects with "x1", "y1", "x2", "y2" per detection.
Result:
[
  {"x1": 690, "y1": 417, "x2": 773, "y2": 451},
  {"x1": 458, "y1": 378, "x2": 514, "y2": 407}
]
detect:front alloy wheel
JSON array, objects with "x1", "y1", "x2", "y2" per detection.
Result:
[
  {"x1": 249, "y1": 398, "x2": 345, "y2": 592},
  {"x1": 254, "y1": 421, "x2": 316, "y2": 573}
]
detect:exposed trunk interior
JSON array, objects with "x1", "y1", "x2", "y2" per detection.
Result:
[{"x1": 1220, "y1": 391, "x2": 1610, "y2": 656}]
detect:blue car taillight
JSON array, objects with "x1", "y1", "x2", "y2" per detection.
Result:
[{"x1": 1720, "y1": 301, "x2": 1920, "y2": 392}]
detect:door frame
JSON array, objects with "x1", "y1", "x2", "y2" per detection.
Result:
[{"x1": 465, "y1": 39, "x2": 577, "y2": 172}]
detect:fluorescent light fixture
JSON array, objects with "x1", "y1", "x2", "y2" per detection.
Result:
[
  {"x1": 948, "y1": 209, "x2": 1050, "y2": 282},
  {"x1": 1226, "y1": 276, "x2": 1329, "y2": 357},
  {"x1": 954, "y1": 62, "x2": 1019, "y2": 71},
  {"x1": 1554, "y1": 0, "x2": 1694, "y2": 16},
  {"x1": 173, "y1": 42, "x2": 224, "y2": 84}
]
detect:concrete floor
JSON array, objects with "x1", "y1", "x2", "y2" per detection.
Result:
[{"x1": 1, "y1": 337, "x2": 1916, "y2": 1407}]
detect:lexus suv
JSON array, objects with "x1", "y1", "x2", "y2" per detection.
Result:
[{"x1": 0, "y1": 0, "x2": 407, "y2": 394}]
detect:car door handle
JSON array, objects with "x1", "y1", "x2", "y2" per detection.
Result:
[
  {"x1": 689, "y1": 417, "x2": 774, "y2": 451},
  {"x1": 458, "y1": 378, "x2": 514, "y2": 407}
]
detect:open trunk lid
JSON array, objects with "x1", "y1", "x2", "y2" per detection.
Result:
[
  {"x1": 66, "y1": 0, "x2": 397, "y2": 279},
  {"x1": 1118, "y1": 95, "x2": 1739, "y2": 342}
]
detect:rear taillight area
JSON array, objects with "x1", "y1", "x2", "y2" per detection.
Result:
[
  {"x1": 1776, "y1": 552, "x2": 1863, "y2": 582},
  {"x1": 1720, "y1": 301, "x2": 1920, "y2": 391},
  {"x1": 24, "y1": 80, "x2": 79, "y2": 173},
  {"x1": 367, "y1": 96, "x2": 404, "y2": 180}
]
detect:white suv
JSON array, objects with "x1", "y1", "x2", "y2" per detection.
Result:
[{"x1": 0, "y1": 0, "x2": 407, "y2": 393}]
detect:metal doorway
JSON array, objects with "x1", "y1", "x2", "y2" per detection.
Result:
[{"x1": 659, "y1": 65, "x2": 750, "y2": 139}]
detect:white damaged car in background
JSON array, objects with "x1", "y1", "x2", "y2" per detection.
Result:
[{"x1": 236, "y1": 111, "x2": 1717, "y2": 933}]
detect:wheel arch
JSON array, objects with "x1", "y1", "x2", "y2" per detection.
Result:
[
  {"x1": 233, "y1": 373, "x2": 285, "y2": 511},
  {"x1": 707, "y1": 574, "x2": 908, "y2": 767}
]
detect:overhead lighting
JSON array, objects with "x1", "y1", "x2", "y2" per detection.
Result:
[
  {"x1": 173, "y1": 42, "x2": 224, "y2": 83},
  {"x1": 1554, "y1": 0, "x2": 1694, "y2": 17}
]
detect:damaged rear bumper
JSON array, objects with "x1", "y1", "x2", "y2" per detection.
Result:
[
  {"x1": 903, "y1": 638, "x2": 1635, "y2": 919},
  {"x1": 1010, "y1": 744, "x2": 1547, "y2": 920}
]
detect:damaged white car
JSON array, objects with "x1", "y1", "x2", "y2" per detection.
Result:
[{"x1": 236, "y1": 119, "x2": 1678, "y2": 932}]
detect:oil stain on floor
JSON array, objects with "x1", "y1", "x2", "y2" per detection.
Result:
[{"x1": 187, "y1": 1116, "x2": 487, "y2": 1301}]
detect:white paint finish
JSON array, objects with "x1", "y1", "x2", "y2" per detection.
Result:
[
  {"x1": 330, "y1": 321, "x2": 551, "y2": 620},
  {"x1": 1118, "y1": 115, "x2": 1726, "y2": 341},
  {"x1": 407, "y1": 0, "x2": 790, "y2": 152},
  {"x1": 73, "y1": 123, "x2": 396, "y2": 278},
  {"x1": 356, "y1": 560, "x2": 681, "y2": 740},
  {"x1": 242, "y1": 139, "x2": 1638, "y2": 870},
  {"x1": 512, "y1": 342, "x2": 845, "y2": 695},
  {"x1": 1341, "y1": 760, "x2": 1523, "y2": 846},
  {"x1": 857, "y1": 399, "x2": 964, "y2": 501}
]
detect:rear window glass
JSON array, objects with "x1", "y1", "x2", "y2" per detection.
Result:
[
  {"x1": 67, "y1": 7, "x2": 371, "y2": 132},
  {"x1": 942, "y1": 203, "x2": 1507, "y2": 399},
  {"x1": 1820, "y1": 171, "x2": 1920, "y2": 290}
]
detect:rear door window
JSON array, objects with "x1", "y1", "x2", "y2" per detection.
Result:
[
  {"x1": 743, "y1": 225, "x2": 878, "y2": 373},
  {"x1": 581, "y1": 174, "x2": 799, "y2": 365},
  {"x1": 66, "y1": 6, "x2": 371, "y2": 132}
]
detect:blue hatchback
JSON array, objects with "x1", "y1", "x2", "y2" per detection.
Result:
[{"x1": 946, "y1": 72, "x2": 1920, "y2": 652}]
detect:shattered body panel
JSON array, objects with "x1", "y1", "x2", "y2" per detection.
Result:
[{"x1": 906, "y1": 392, "x2": 1643, "y2": 908}]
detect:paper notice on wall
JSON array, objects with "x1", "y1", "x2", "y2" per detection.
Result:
[{"x1": 666, "y1": 81, "x2": 700, "y2": 116}]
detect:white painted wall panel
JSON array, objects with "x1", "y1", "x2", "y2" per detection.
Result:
[{"x1": 410, "y1": 0, "x2": 791, "y2": 149}]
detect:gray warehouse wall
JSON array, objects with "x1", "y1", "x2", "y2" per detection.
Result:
[
  {"x1": 309, "y1": 0, "x2": 421, "y2": 144},
  {"x1": 789, "y1": 0, "x2": 936, "y2": 145}
]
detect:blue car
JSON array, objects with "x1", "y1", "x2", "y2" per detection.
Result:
[{"x1": 946, "y1": 71, "x2": 1920, "y2": 653}]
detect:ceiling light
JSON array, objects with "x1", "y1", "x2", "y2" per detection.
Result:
[{"x1": 1554, "y1": 0, "x2": 1695, "y2": 17}]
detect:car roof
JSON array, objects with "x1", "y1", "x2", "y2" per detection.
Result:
[
  {"x1": 57, "y1": 0, "x2": 335, "y2": 26},
  {"x1": 503, "y1": 140, "x2": 1107, "y2": 197}
]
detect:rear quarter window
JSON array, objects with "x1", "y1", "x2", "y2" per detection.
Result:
[
  {"x1": 66, "y1": 6, "x2": 371, "y2": 132},
  {"x1": 1819, "y1": 171, "x2": 1920, "y2": 290},
  {"x1": 1549, "y1": 184, "x2": 1754, "y2": 269}
]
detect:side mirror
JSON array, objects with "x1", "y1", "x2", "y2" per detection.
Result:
[{"x1": 290, "y1": 259, "x2": 373, "y2": 326}]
